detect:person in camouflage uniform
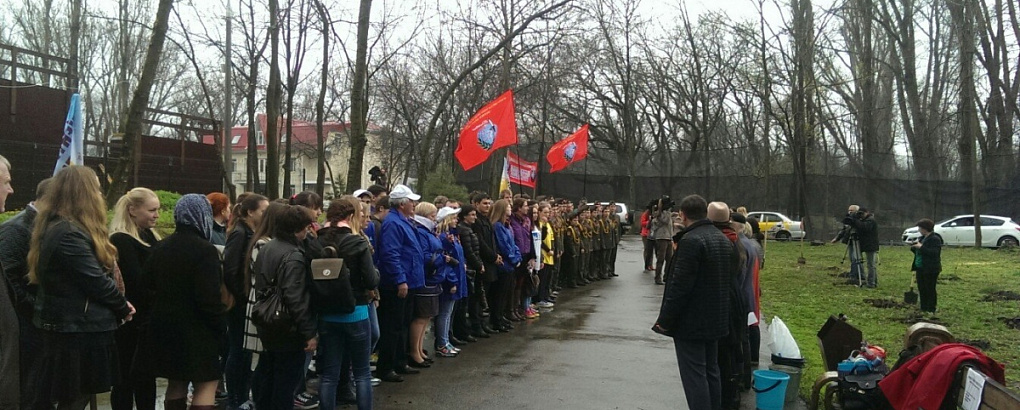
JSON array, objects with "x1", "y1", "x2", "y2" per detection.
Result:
[
  {"x1": 606, "y1": 204, "x2": 621, "y2": 277},
  {"x1": 589, "y1": 204, "x2": 604, "y2": 281},
  {"x1": 578, "y1": 205, "x2": 594, "y2": 285},
  {"x1": 560, "y1": 210, "x2": 581, "y2": 288}
]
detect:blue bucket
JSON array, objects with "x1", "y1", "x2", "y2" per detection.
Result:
[{"x1": 753, "y1": 369, "x2": 790, "y2": 410}]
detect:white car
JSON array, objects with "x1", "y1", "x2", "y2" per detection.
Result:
[
  {"x1": 587, "y1": 202, "x2": 631, "y2": 228},
  {"x1": 745, "y1": 211, "x2": 806, "y2": 241},
  {"x1": 901, "y1": 215, "x2": 1020, "y2": 248}
]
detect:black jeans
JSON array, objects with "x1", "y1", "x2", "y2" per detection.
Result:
[
  {"x1": 452, "y1": 298, "x2": 470, "y2": 338},
  {"x1": 253, "y1": 350, "x2": 306, "y2": 409},
  {"x1": 225, "y1": 306, "x2": 253, "y2": 407},
  {"x1": 643, "y1": 236, "x2": 655, "y2": 268},
  {"x1": 536, "y1": 266, "x2": 553, "y2": 302},
  {"x1": 916, "y1": 269, "x2": 940, "y2": 312},
  {"x1": 467, "y1": 274, "x2": 485, "y2": 330},
  {"x1": 674, "y1": 338, "x2": 721, "y2": 410},
  {"x1": 110, "y1": 323, "x2": 156, "y2": 410},
  {"x1": 488, "y1": 273, "x2": 511, "y2": 327},
  {"x1": 376, "y1": 286, "x2": 410, "y2": 373}
]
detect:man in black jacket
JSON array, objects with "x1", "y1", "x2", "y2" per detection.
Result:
[
  {"x1": 653, "y1": 195, "x2": 734, "y2": 409},
  {"x1": 849, "y1": 207, "x2": 880, "y2": 288},
  {"x1": 0, "y1": 154, "x2": 19, "y2": 408},
  {"x1": 470, "y1": 193, "x2": 501, "y2": 335},
  {"x1": 0, "y1": 177, "x2": 50, "y2": 408}
]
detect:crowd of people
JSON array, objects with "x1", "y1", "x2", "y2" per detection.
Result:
[{"x1": 0, "y1": 156, "x2": 624, "y2": 410}]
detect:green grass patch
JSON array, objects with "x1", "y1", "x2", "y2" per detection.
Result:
[{"x1": 760, "y1": 241, "x2": 1020, "y2": 399}]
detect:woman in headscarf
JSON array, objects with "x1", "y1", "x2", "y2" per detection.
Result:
[{"x1": 145, "y1": 194, "x2": 229, "y2": 410}]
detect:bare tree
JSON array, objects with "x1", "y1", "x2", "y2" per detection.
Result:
[
  {"x1": 107, "y1": 0, "x2": 176, "y2": 200},
  {"x1": 265, "y1": 0, "x2": 283, "y2": 198}
]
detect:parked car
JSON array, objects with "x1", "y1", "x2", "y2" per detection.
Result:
[
  {"x1": 745, "y1": 211, "x2": 806, "y2": 241},
  {"x1": 587, "y1": 202, "x2": 632, "y2": 229},
  {"x1": 901, "y1": 215, "x2": 1020, "y2": 248}
]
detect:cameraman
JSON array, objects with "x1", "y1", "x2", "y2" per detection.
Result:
[
  {"x1": 650, "y1": 196, "x2": 675, "y2": 285},
  {"x1": 847, "y1": 207, "x2": 879, "y2": 288}
]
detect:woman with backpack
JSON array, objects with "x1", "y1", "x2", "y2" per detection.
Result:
[
  {"x1": 251, "y1": 205, "x2": 318, "y2": 409},
  {"x1": 315, "y1": 197, "x2": 379, "y2": 410}
]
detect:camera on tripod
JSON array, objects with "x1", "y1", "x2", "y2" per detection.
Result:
[{"x1": 842, "y1": 210, "x2": 865, "y2": 225}]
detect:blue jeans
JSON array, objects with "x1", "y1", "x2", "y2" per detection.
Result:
[
  {"x1": 368, "y1": 303, "x2": 380, "y2": 352},
  {"x1": 434, "y1": 298, "x2": 456, "y2": 349},
  {"x1": 319, "y1": 319, "x2": 373, "y2": 410},
  {"x1": 253, "y1": 350, "x2": 306, "y2": 409}
]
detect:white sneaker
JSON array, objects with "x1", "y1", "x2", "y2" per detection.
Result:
[{"x1": 536, "y1": 301, "x2": 555, "y2": 308}]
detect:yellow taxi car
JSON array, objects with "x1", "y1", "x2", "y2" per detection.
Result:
[{"x1": 746, "y1": 211, "x2": 806, "y2": 241}]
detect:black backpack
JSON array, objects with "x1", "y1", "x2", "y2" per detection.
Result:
[{"x1": 308, "y1": 244, "x2": 357, "y2": 315}]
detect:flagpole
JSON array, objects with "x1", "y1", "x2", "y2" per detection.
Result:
[{"x1": 583, "y1": 156, "x2": 588, "y2": 199}]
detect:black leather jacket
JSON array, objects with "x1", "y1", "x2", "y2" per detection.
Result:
[
  {"x1": 33, "y1": 218, "x2": 131, "y2": 333},
  {"x1": 252, "y1": 237, "x2": 316, "y2": 351},
  {"x1": 222, "y1": 224, "x2": 255, "y2": 305},
  {"x1": 457, "y1": 222, "x2": 483, "y2": 273},
  {"x1": 316, "y1": 226, "x2": 380, "y2": 306}
]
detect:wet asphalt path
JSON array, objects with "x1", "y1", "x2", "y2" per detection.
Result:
[{"x1": 372, "y1": 236, "x2": 688, "y2": 409}]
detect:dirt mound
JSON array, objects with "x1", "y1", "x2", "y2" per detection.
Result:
[
  {"x1": 957, "y1": 338, "x2": 992, "y2": 350},
  {"x1": 982, "y1": 291, "x2": 1020, "y2": 302},
  {"x1": 999, "y1": 317, "x2": 1020, "y2": 330},
  {"x1": 865, "y1": 298, "x2": 907, "y2": 309}
]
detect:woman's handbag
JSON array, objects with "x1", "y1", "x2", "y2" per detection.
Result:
[{"x1": 251, "y1": 277, "x2": 294, "y2": 334}]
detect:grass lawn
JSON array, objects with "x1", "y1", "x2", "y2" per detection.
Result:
[{"x1": 760, "y1": 240, "x2": 1020, "y2": 399}]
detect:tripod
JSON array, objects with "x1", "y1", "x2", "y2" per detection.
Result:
[{"x1": 840, "y1": 237, "x2": 864, "y2": 287}]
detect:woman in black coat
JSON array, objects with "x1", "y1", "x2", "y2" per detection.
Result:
[
  {"x1": 251, "y1": 205, "x2": 318, "y2": 409},
  {"x1": 109, "y1": 187, "x2": 162, "y2": 410},
  {"x1": 146, "y1": 194, "x2": 228, "y2": 410}
]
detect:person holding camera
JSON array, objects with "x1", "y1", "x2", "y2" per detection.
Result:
[
  {"x1": 651, "y1": 196, "x2": 676, "y2": 285},
  {"x1": 845, "y1": 207, "x2": 879, "y2": 288},
  {"x1": 911, "y1": 219, "x2": 943, "y2": 313}
]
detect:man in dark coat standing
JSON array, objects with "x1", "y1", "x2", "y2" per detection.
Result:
[
  {"x1": 0, "y1": 154, "x2": 20, "y2": 407},
  {"x1": 0, "y1": 177, "x2": 50, "y2": 408},
  {"x1": 849, "y1": 207, "x2": 880, "y2": 288},
  {"x1": 653, "y1": 194, "x2": 734, "y2": 410}
]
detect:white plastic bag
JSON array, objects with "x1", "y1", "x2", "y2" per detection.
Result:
[{"x1": 767, "y1": 316, "x2": 802, "y2": 359}]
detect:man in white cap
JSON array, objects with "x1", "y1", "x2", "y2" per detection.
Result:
[
  {"x1": 375, "y1": 184, "x2": 425, "y2": 382},
  {"x1": 353, "y1": 189, "x2": 373, "y2": 206}
]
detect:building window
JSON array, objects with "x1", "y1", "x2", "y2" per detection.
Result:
[
  {"x1": 258, "y1": 158, "x2": 266, "y2": 174},
  {"x1": 231, "y1": 135, "x2": 241, "y2": 145},
  {"x1": 281, "y1": 133, "x2": 288, "y2": 144},
  {"x1": 231, "y1": 159, "x2": 237, "y2": 172},
  {"x1": 256, "y1": 130, "x2": 265, "y2": 146}
]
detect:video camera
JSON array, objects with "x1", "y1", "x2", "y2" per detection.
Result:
[
  {"x1": 657, "y1": 195, "x2": 675, "y2": 211},
  {"x1": 842, "y1": 210, "x2": 866, "y2": 225}
]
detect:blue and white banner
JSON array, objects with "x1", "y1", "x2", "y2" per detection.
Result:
[{"x1": 53, "y1": 93, "x2": 85, "y2": 176}]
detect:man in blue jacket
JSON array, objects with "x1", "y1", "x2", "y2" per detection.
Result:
[{"x1": 375, "y1": 184, "x2": 425, "y2": 383}]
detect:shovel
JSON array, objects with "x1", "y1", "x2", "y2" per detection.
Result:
[{"x1": 904, "y1": 272, "x2": 918, "y2": 305}]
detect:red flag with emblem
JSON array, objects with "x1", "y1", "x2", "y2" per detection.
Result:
[
  {"x1": 455, "y1": 90, "x2": 519, "y2": 171},
  {"x1": 546, "y1": 124, "x2": 589, "y2": 173}
]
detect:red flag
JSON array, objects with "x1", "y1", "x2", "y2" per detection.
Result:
[
  {"x1": 507, "y1": 151, "x2": 538, "y2": 188},
  {"x1": 546, "y1": 124, "x2": 589, "y2": 173},
  {"x1": 455, "y1": 90, "x2": 519, "y2": 171}
]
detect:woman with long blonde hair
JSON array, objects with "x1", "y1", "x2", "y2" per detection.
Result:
[
  {"x1": 109, "y1": 187, "x2": 161, "y2": 410},
  {"x1": 488, "y1": 199, "x2": 521, "y2": 332},
  {"x1": 433, "y1": 206, "x2": 467, "y2": 357},
  {"x1": 28, "y1": 165, "x2": 135, "y2": 408}
]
